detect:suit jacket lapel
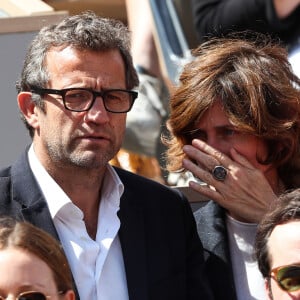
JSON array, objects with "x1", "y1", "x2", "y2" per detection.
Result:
[
  {"x1": 117, "y1": 176, "x2": 148, "y2": 300},
  {"x1": 195, "y1": 201, "x2": 229, "y2": 262},
  {"x1": 10, "y1": 149, "x2": 59, "y2": 239},
  {"x1": 194, "y1": 201, "x2": 237, "y2": 299}
]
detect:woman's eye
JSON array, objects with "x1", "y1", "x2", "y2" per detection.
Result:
[
  {"x1": 219, "y1": 128, "x2": 238, "y2": 137},
  {"x1": 224, "y1": 129, "x2": 235, "y2": 136}
]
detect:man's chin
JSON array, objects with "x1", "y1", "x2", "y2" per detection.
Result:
[{"x1": 69, "y1": 151, "x2": 114, "y2": 169}]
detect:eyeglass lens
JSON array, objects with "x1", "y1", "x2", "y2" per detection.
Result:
[
  {"x1": 0, "y1": 291, "x2": 47, "y2": 300},
  {"x1": 64, "y1": 89, "x2": 132, "y2": 112},
  {"x1": 276, "y1": 265, "x2": 300, "y2": 292}
]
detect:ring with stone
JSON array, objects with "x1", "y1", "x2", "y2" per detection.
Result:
[{"x1": 212, "y1": 165, "x2": 227, "y2": 181}]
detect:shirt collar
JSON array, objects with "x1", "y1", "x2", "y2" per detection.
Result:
[{"x1": 27, "y1": 144, "x2": 124, "y2": 218}]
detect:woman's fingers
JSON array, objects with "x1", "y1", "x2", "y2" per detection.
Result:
[
  {"x1": 191, "y1": 139, "x2": 233, "y2": 167},
  {"x1": 182, "y1": 140, "x2": 277, "y2": 223},
  {"x1": 183, "y1": 143, "x2": 228, "y2": 172},
  {"x1": 230, "y1": 148, "x2": 255, "y2": 169}
]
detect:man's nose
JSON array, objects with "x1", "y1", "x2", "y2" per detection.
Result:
[{"x1": 85, "y1": 96, "x2": 110, "y2": 123}]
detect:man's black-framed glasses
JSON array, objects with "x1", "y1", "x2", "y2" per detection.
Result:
[{"x1": 31, "y1": 87, "x2": 138, "y2": 113}]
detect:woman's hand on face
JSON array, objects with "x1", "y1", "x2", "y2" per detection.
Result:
[{"x1": 182, "y1": 139, "x2": 278, "y2": 223}]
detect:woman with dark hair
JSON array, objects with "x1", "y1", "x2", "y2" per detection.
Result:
[{"x1": 165, "y1": 35, "x2": 300, "y2": 300}]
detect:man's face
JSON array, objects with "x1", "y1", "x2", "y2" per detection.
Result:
[
  {"x1": 267, "y1": 221, "x2": 300, "y2": 299},
  {"x1": 32, "y1": 46, "x2": 127, "y2": 170}
]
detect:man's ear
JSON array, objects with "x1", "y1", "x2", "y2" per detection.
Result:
[{"x1": 17, "y1": 92, "x2": 40, "y2": 129}]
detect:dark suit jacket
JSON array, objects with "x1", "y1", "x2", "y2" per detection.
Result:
[
  {"x1": 194, "y1": 201, "x2": 237, "y2": 300},
  {"x1": 0, "y1": 149, "x2": 213, "y2": 300}
]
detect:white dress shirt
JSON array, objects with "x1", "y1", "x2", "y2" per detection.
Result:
[
  {"x1": 226, "y1": 214, "x2": 267, "y2": 300},
  {"x1": 28, "y1": 145, "x2": 129, "y2": 300}
]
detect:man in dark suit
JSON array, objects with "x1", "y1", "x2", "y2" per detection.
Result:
[{"x1": 0, "y1": 11, "x2": 212, "y2": 300}]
